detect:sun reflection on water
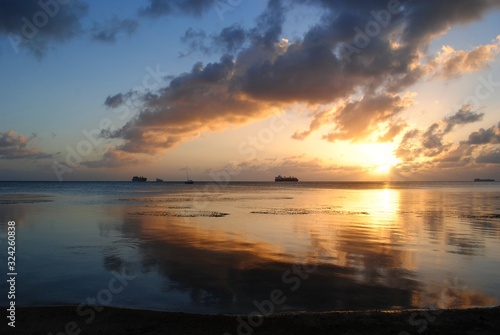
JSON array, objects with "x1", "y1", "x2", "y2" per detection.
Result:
[{"x1": 2, "y1": 182, "x2": 499, "y2": 312}]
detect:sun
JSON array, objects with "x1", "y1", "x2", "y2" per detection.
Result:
[
  {"x1": 353, "y1": 143, "x2": 401, "y2": 175},
  {"x1": 373, "y1": 154, "x2": 400, "y2": 174},
  {"x1": 374, "y1": 161, "x2": 396, "y2": 174}
]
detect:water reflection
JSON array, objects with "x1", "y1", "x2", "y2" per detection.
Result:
[
  {"x1": 109, "y1": 212, "x2": 421, "y2": 312},
  {"x1": 0, "y1": 182, "x2": 499, "y2": 312}
]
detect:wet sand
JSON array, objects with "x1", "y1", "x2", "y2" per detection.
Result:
[{"x1": 3, "y1": 306, "x2": 499, "y2": 334}]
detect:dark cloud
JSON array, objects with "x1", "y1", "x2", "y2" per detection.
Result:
[
  {"x1": 215, "y1": 24, "x2": 247, "y2": 53},
  {"x1": 138, "y1": 0, "x2": 215, "y2": 18},
  {"x1": 442, "y1": 122, "x2": 500, "y2": 167},
  {"x1": 104, "y1": 93, "x2": 126, "y2": 108},
  {"x1": 0, "y1": 0, "x2": 88, "y2": 58},
  {"x1": 443, "y1": 105, "x2": 484, "y2": 133},
  {"x1": 104, "y1": 91, "x2": 138, "y2": 109},
  {"x1": 91, "y1": 18, "x2": 139, "y2": 43},
  {"x1": 0, "y1": 130, "x2": 51, "y2": 160},
  {"x1": 421, "y1": 123, "x2": 447, "y2": 156},
  {"x1": 179, "y1": 28, "x2": 210, "y2": 56},
  {"x1": 466, "y1": 122, "x2": 500, "y2": 145},
  {"x1": 103, "y1": 0, "x2": 500, "y2": 161},
  {"x1": 399, "y1": 0, "x2": 500, "y2": 46},
  {"x1": 249, "y1": 0, "x2": 286, "y2": 48},
  {"x1": 476, "y1": 149, "x2": 500, "y2": 164},
  {"x1": 396, "y1": 121, "x2": 500, "y2": 177},
  {"x1": 100, "y1": 54, "x2": 272, "y2": 155},
  {"x1": 436, "y1": 143, "x2": 474, "y2": 164},
  {"x1": 396, "y1": 107, "x2": 490, "y2": 163}
]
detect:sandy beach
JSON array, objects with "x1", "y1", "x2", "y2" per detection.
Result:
[{"x1": 3, "y1": 305, "x2": 499, "y2": 335}]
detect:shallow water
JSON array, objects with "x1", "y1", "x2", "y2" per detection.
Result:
[{"x1": 0, "y1": 181, "x2": 499, "y2": 313}]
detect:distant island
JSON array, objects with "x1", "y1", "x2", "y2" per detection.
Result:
[
  {"x1": 132, "y1": 176, "x2": 147, "y2": 182},
  {"x1": 474, "y1": 178, "x2": 495, "y2": 182},
  {"x1": 275, "y1": 175, "x2": 299, "y2": 182}
]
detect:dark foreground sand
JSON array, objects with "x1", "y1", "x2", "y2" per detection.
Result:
[{"x1": 3, "y1": 306, "x2": 499, "y2": 335}]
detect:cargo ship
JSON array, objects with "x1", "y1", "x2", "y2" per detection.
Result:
[
  {"x1": 275, "y1": 175, "x2": 298, "y2": 182},
  {"x1": 132, "y1": 176, "x2": 147, "y2": 182}
]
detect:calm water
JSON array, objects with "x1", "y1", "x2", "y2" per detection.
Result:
[{"x1": 0, "y1": 181, "x2": 499, "y2": 313}]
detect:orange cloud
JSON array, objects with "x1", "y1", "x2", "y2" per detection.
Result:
[{"x1": 431, "y1": 36, "x2": 500, "y2": 78}]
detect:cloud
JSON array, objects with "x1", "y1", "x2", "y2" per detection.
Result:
[
  {"x1": 431, "y1": 36, "x2": 500, "y2": 78},
  {"x1": 395, "y1": 129, "x2": 422, "y2": 162},
  {"x1": 435, "y1": 143, "x2": 474, "y2": 164},
  {"x1": 443, "y1": 105, "x2": 484, "y2": 133},
  {"x1": 398, "y1": 0, "x2": 500, "y2": 46},
  {"x1": 466, "y1": 122, "x2": 500, "y2": 145},
  {"x1": 104, "y1": 93, "x2": 126, "y2": 108},
  {"x1": 220, "y1": 155, "x2": 369, "y2": 181},
  {"x1": 395, "y1": 120, "x2": 500, "y2": 178},
  {"x1": 0, "y1": 130, "x2": 52, "y2": 160},
  {"x1": 102, "y1": 54, "x2": 277, "y2": 154},
  {"x1": 81, "y1": 150, "x2": 143, "y2": 168},
  {"x1": 215, "y1": 24, "x2": 247, "y2": 53},
  {"x1": 292, "y1": 108, "x2": 331, "y2": 140},
  {"x1": 323, "y1": 93, "x2": 414, "y2": 142},
  {"x1": 396, "y1": 106, "x2": 487, "y2": 162},
  {"x1": 138, "y1": 0, "x2": 216, "y2": 18},
  {"x1": 180, "y1": 24, "x2": 248, "y2": 56},
  {"x1": 378, "y1": 120, "x2": 407, "y2": 142},
  {"x1": 91, "y1": 17, "x2": 139, "y2": 43},
  {"x1": 421, "y1": 123, "x2": 449, "y2": 156},
  {"x1": 102, "y1": 0, "x2": 500, "y2": 163},
  {"x1": 476, "y1": 149, "x2": 500, "y2": 164},
  {"x1": 180, "y1": 28, "x2": 208, "y2": 54},
  {"x1": 0, "y1": 0, "x2": 88, "y2": 58}
]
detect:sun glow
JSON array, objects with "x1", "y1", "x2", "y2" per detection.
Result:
[{"x1": 355, "y1": 143, "x2": 401, "y2": 174}]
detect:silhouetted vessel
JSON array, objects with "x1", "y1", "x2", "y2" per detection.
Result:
[
  {"x1": 185, "y1": 169, "x2": 194, "y2": 184},
  {"x1": 275, "y1": 175, "x2": 298, "y2": 182},
  {"x1": 474, "y1": 178, "x2": 495, "y2": 182},
  {"x1": 156, "y1": 178, "x2": 163, "y2": 182},
  {"x1": 132, "y1": 176, "x2": 147, "y2": 182}
]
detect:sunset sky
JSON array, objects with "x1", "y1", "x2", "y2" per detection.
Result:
[{"x1": 1, "y1": 0, "x2": 500, "y2": 181}]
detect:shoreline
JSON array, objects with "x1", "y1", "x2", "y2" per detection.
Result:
[{"x1": 3, "y1": 305, "x2": 499, "y2": 334}]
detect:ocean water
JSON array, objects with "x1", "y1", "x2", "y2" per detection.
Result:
[{"x1": 0, "y1": 181, "x2": 499, "y2": 314}]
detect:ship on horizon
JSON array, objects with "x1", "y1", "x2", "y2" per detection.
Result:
[
  {"x1": 132, "y1": 176, "x2": 147, "y2": 182},
  {"x1": 275, "y1": 175, "x2": 299, "y2": 182},
  {"x1": 474, "y1": 178, "x2": 495, "y2": 182},
  {"x1": 184, "y1": 169, "x2": 194, "y2": 184}
]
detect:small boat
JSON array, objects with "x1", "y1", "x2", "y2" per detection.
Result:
[
  {"x1": 185, "y1": 169, "x2": 194, "y2": 184},
  {"x1": 474, "y1": 178, "x2": 495, "y2": 182},
  {"x1": 132, "y1": 176, "x2": 147, "y2": 182},
  {"x1": 275, "y1": 175, "x2": 298, "y2": 182},
  {"x1": 156, "y1": 178, "x2": 163, "y2": 183}
]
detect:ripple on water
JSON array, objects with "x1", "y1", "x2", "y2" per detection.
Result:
[
  {"x1": 250, "y1": 208, "x2": 369, "y2": 215},
  {"x1": 0, "y1": 194, "x2": 54, "y2": 205},
  {"x1": 128, "y1": 210, "x2": 229, "y2": 217}
]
